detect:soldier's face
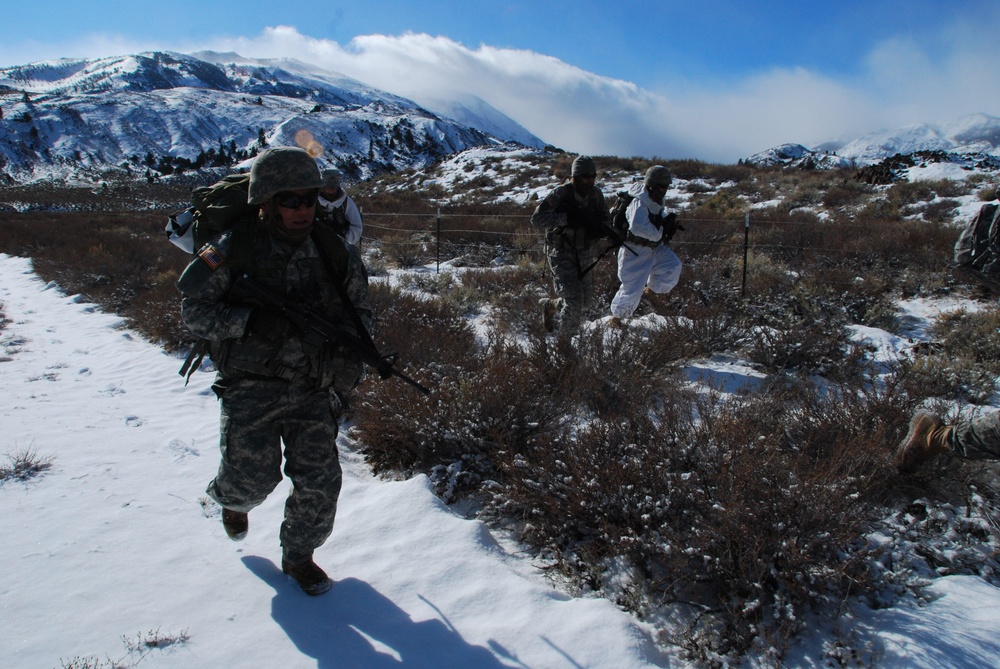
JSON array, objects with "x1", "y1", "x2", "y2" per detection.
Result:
[
  {"x1": 269, "y1": 189, "x2": 318, "y2": 231},
  {"x1": 572, "y1": 173, "x2": 596, "y2": 196}
]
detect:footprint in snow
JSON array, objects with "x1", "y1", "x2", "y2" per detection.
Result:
[{"x1": 168, "y1": 439, "x2": 200, "y2": 461}]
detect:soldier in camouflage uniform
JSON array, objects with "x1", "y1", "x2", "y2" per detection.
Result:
[
  {"x1": 177, "y1": 146, "x2": 372, "y2": 596},
  {"x1": 530, "y1": 155, "x2": 611, "y2": 336}
]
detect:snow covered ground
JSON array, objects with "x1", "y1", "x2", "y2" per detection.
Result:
[{"x1": 3, "y1": 251, "x2": 1000, "y2": 669}]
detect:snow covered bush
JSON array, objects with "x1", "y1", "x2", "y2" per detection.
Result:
[{"x1": 0, "y1": 447, "x2": 54, "y2": 484}]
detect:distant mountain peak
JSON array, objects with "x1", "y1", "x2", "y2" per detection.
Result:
[
  {"x1": 743, "y1": 143, "x2": 851, "y2": 169},
  {"x1": 745, "y1": 113, "x2": 1000, "y2": 170}
]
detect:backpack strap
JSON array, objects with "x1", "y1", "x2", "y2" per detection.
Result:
[{"x1": 179, "y1": 338, "x2": 208, "y2": 386}]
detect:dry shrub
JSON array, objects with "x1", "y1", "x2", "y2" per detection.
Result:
[
  {"x1": 822, "y1": 180, "x2": 874, "y2": 209},
  {"x1": 899, "y1": 306, "x2": 1000, "y2": 404},
  {"x1": 742, "y1": 288, "x2": 851, "y2": 375},
  {"x1": 664, "y1": 297, "x2": 751, "y2": 359},
  {"x1": 377, "y1": 232, "x2": 430, "y2": 268},
  {"x1": 352, "y1": 325, "x2": 577, "y2": 500},
  {"x1": 923, "y1": 198, "x2": 960, "y2": 224},
  {"x1": 653, "y1": 383, "x2": 895, "y2": 660},
  {"x1": 489, "y1": 373, "x2": 901, "y2": 662},
  {"x1": 0, "y1": 210, "x2": 193, "y2": 349},
  {"x1": 901, "y1": 354, "x2": 999, "y2": 405},
  {"x1": 932, "y1": 306, "x2": 1000, "y2": 369}
]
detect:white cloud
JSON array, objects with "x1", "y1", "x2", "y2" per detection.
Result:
[
  {"x1": 7, "y1": 16, "x2": 1000, "y2": 163},
  {"x1": 201, "y1": 25, "x2": 998, "y2": 163}
]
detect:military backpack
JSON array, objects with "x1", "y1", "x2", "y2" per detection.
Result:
[{"x1": 954, "y1": 200, "x2": 1000, "y2": 292}]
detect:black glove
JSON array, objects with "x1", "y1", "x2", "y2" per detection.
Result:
[
  {"x1": 246, "y1": 308, "x2": 293, "y2": 341},
  {"x1": 661, "y1": 212, "x2": 684, "y2": 243}
]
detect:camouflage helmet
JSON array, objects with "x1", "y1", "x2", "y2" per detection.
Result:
[
  {"x1": 247, "y1": 146, "x2": 323, "y2": 205},
  {"x1": 644, "y1": 165, "x2": 672, "y2": 189},
  {"x1": 320, "y1": 168, "x2": 341, "y2": 190}
]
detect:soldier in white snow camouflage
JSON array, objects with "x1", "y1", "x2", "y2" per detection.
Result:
[{"x1": 177, "y1": 146, "x2": 372, "y2": 596}]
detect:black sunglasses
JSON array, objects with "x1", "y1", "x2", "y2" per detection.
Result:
[{"x1": 273, "y1": 191, "x2": 319, "y2": 209}]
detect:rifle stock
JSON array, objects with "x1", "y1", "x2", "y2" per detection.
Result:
[{"x1": 237, "y1": 275, "x2": 431, "y2": 395}]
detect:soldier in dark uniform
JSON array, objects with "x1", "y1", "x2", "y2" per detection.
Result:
[{"x1": 530, "y1": 155, "x2": 611, "y2": 336}]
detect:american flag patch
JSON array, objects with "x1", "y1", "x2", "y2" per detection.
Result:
[{"x1": 198, "y1": 245, "x2": 225, "y2": 270}]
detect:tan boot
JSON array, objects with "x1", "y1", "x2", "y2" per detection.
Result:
[
  {"x1": 608, "y1": 316, "x2": 623, "y2": 329},
  {"x1": 539, "y1": 298, "x2": 557, "y2": 333},
  {"x1": 895, "y1": 412, "x2": 953, "y2": 471}
]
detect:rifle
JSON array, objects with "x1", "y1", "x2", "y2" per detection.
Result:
[
  {"x1": 236, "y1": 274, "x2": 431, "y2": 395},
  {"x1": 575, "y1": 219, "x2": 638, "y2": 279}
]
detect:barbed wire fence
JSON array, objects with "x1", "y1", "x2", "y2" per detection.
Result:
[{"x1": 355, "y1": 208, "x2": 951, "y2": 297}]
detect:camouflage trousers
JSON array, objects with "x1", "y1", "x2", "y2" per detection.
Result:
[
  {"x1": 545, "y1": 243, "x2": 597, "y2": 333},
  {"x1": 206, "y1": 376, "x2": 343, "y2": 563},
  {"x1": 953, "y1": 411, "x2": 1000, "y2": 460}
]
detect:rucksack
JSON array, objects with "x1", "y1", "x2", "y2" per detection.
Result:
[
  {"x1": 166, "y1": 174, "x2": 258, "y2": 251},
  {"x1": 608, "y1": 190, "x2": 683, "y2": 244},
  {"x1": 609, "y1": 191, "x2": 635, "y2": 238},
  {"x1": 954, "y1": 201, "x2": 1000, "y2": 291}
]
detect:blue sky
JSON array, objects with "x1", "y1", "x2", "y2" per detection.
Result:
[{"x1": 4, "y1": 1, "x2": 1000, "y2": 162}]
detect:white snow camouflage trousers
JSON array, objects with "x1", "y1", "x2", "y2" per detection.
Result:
[{"x1": 610, "y1": 242, "x2": 682, "y2": 319}]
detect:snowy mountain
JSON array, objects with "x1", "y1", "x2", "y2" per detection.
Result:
[
  {"x1": 745, "y1": 113, "x2": 1000, "y2": 169},
  {"x1": 837, "y1": 123, "x2": 957, "y2": 165},
  {"x1": 742, "y1": 143, "x2": 852, "y2": 169},
  {"x1": 0, "y1": 51, "x2": 543, "y2": 185}
]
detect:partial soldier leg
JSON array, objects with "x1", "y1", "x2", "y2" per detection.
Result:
[
  {"x1": 549, "y1": 250, "x2": 587, "y2": 332},
  {"x1": 646, "y1": 246, "x2": 682, "y2": 295},
  {"x1": 611, "y1": 246, "x2": 654, "y2": 319},
  {"x1": 953, "y1": 411, "x2": 1000, "y2": 460},
  {"x1": 278, "y1": 386, "x2": 344, "y2": 564},
  {"x1": 207, "y1": 379, "x2": 285, "y2": 522}
]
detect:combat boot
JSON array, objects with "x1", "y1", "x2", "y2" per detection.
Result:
[
  {"x1": 222, "y1": 508, "x2": 248, "y2": 541},
  {"x1": 895, "y1": 412, "x2": 953, "y2": 471},
  {"x1": 282, "y1": 557, "x2": 333, "y2": 596}
]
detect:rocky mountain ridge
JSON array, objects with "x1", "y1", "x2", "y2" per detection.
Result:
[{"x1": 0, "y1": 50, "x2": 544, "y2": 186}]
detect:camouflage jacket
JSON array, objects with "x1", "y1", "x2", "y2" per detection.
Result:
[
  {"x1": 530, "y1": 183, "x2": 609, "y2": 251},
  {"x1": 177, "y1": 224, "x2": 372, "y2": 394}
]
